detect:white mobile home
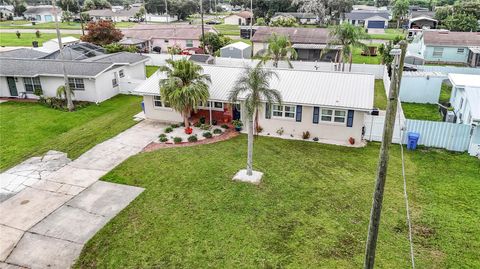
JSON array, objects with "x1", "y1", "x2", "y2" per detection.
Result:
[
  {"x1": 134, "y1": 65, "x2": 374, "y2": 146},
  {"x1": 448, "y1": 73, "x2": 480, "y2": 125}
]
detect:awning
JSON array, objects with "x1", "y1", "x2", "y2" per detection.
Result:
[
  {"x1": 292, "y1": 43, "x2": 342, "y2": 50},
  {"x1": 468, "y1": 46, "x2": 480, "y2": 54}
]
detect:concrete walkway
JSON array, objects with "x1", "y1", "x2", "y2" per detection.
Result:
[{"x1": 0, "y1": 120, "x2": 165, "y2": 268}]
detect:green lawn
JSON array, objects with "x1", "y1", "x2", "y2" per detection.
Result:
[
  {"x1": 74, "y1": 136, "x2": 480, "y2": 268},
  {"x1": 0, "y1": 32, "x2": 81, "y2": 47},
  {"x1": 402, "y1": 102, "x2": 443, "y2": 121},
  {"x1": 214, "y1": 24, "x2": 240, "y2": 36},
  {"x1": 367, "y1": 29, "x2": 406, "y2": 41},
  {"x1": 352, "y1": 47, "x2": 382, "y2": 64},
  {"x1": 439, "y1": 83, "x2": 452, "y2": 105},
  {"x1": 0, "y1": 21, "x2": 135, "y2": 29},
  {"x1": 374, "y1": 79, "x2": 387, "y2": 110},
  {"x1": 146, "y1": 65, "x2": 159, "y2": 78},
  {"x1": 0, "y1": 95, "x2": 142, "y2": 171}
]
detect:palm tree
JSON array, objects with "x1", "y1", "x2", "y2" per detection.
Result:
[
  {"x1": 327, "y1": 22, "x2": 368, "y2": 72},
  {"x1": 261, "y1": 34, "x2": 298, "y2": 68},
  {"x1": 56, "y1": 85, "x2": 74, "y2": 105},
  {"x1": 159, "y1": 59, "x2": 211, "y2": 127},
  {"x1": 228, "y1": 65, "x2": 282, "y2": 176}
]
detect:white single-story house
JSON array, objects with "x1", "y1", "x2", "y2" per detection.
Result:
[
  {"x1": 220, "y1": 42, "x2": 251, "y2": 59},
  {"x1": 134, "y1": 65, "x2": 374, "y2": 145},
  {"x1": 224, "y1": 11, "x2": 253, "y2": 25},
  {"x1": 344, "y1": 10, "x2": 390, "y2": 31},
  {"x1": 0, "y1": 5, "x2": 14, "y2": 18},
  {"x1": 448, "y1": 73, "x2": 480, "y2": 125},
  {"x1": 23, "y1": 5, "x2": 61, "y2": 22},
  {"x1": 86, "y1": 6, "x2": 142, "y2": 22},
  {"x1": 0, "y1": 50, "x2": 148, "y2": 103},
  {"x1": 271, "y1": 12, "x2": 318, "y2": 25}
]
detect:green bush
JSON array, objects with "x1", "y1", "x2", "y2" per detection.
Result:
[
  {"x1": 159, "y1": 137, "x2": 168, "y2": 143},
  {"x1": 165, "y1": 127, "x2": 173, "y2": 133},
  {"x1": 159, "y1": 133, "x2": 167, "y2": 138},
  {"x1": 221, "y1": 124, "x2": 229, "y2": 129},
  {"x1": 171, "y1": 123, "x2": 180, "y2": 128},
  {"x1": 213, "y1": 128, "x2": 222, "y2": 134},
  {"x1": 173, "y1": 137, "x2": 182, "y2": 144},
  {"x1": 200, "y1": 124, "x2": 211, "y2": 130},
  {"x1": 199, "y1": 116, "x2": 206, "y2": 124},
  {"x1": 202, "y1": 132, "x2": 213, "y2": 138},
  {"x1": 194, "y1": 122, "x2": 202, "y2": 127},
  {"x1": 188, "y1": 135, "x2": 198, "y2": 142}
]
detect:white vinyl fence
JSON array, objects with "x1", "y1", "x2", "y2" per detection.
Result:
[
  {"x1": 144, "y1": 54, "x2": 386, "y2": 78},
  {"x1": 403, "y1": 120, "x2": 472, "y2": 152}
]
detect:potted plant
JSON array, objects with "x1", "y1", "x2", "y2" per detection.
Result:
[
  {"x1": 349, "y1": 137, "x2": 355, "y2": 145},
  {"x1": 185, "y1": 127, "x2": 193, "y2": 134},
  {"x1": 232, "y1": 120, "x2": 243, "y2": 131}
]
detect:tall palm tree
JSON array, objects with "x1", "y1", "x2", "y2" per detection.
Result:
[
  {"x1": 228, "y1": 65, "x2": 282, "y2": 176},
  {"x1": 327, "y1": 22, "x2": 368, "y2": 72},
  {"x1": 159, "y1": 59, "x2": 211, "y2": 127},
  {"x1": 261, "y1": 34, "x2": 298, "y2": 68}
]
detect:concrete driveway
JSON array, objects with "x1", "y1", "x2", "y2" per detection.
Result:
[{"x1": 0, "y1": 120, "x2": 165, "y2": 268}]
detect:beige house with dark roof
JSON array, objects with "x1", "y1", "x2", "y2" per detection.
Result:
[
  {"x1": 224, "y1": 11, "x2": 253, "y2": 25},
  {"x1": 251, "y1": 27, "x2": 340, "y2": 62}
]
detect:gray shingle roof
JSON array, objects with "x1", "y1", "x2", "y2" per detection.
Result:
[
  {"x1": 42, "y1": 43, "x2": 105, "y2": 60},
  {"x1": 345, "y1": 11, "x2": 389, "y2": 20},
  {"x1": 83, "y1": 52, "x2": 149, "y2": 64},
  {"x1": 423, "y1": 31, "x2": 480, "y2": 47},
  {"x1": 0, "y1": 58, "x2": 114, "y2": 77},
  {"x1": 0, "y1": 48, "x2": 48, "y2": 59},
  {"x1": 251, "y1": 27, "x2": 331, "y2": 44}
]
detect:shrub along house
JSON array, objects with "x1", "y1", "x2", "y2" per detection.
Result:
[
  {"x1": 0, "y1": 49, "x2": 148, "y2": 102},
  {"x1": 134, "y1": 65, "x2": 374, "y2": 146}
]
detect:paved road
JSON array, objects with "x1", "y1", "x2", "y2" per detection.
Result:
[{"x1": 0, "y1": 120, "x2": 165, "y2": 268}]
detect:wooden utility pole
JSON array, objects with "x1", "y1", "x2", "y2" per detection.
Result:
[
  {"x1": 200, "y1": 0, "x2": 205, "y2": 51},
  {"x1": 364, "y1": 40, "x2": 407, "y2": 269},
  {"x1": 52, "y1": 0, "x2": 74, "y2": 111}
]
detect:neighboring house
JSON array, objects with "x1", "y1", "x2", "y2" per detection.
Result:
[
  {"x1": 448, "y1": 73, "x2": 480, "y2": 125},
  {"x1": 224, "y1": 11, "x2": 253, "y2": 25},
  {"x1": 0, "y1": 49, "x2": 148, "y2": 102},
  {"x1": 271, "y1": 12, "x2": 318, "y2": 24},
  {"x1": 122, "y1": 25, "x2": 217, "y2": 53},
  {"x1": 344, "y1": 10, "x2": 390, "y2": 31},
  {"x1": 251, "y1": 27, "x2": 339, "y2": 62},
  {"x1": 24, "y1": 5, "x2": 61, "y2": 22},
  {"x1": 86, "y1": 6, "x2": 141, "y2": 22},
  {"x1": 145, "y1": 14, "x2": 178, "y2": 23},
  {"x1": 134, "y1": 65, "x2": 374, "y2": 145},
  {"x1": 220, "y1": 42, "x2": 251, "y2": 59},
  {"x1": 412, "y1": 31, "x2": 480, "y2": 67},
  {"x1": 0, "y1": 5, "x2": 14, "y2": 18},
  {"x1": 352, "y1": 5, "x2": 388, "y2": 11},
  {"x1": 408, "y1": 16, "x2": 437, "y2": 29}
]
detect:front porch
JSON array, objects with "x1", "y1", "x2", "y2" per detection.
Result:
[{"x1": 190, "y1": 102, "x2": 241, "y2": 125}]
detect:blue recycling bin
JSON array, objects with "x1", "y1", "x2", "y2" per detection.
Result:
[
  {"x1": 407, "y1": 132, "x2": 420, "y2": 150},
  {"x1": 141, "y1": 101, "x2": 145, "y2": 112}
]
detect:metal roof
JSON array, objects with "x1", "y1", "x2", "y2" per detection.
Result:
[
  {"x1": 403, "y1": 71, "x2": 445, "y2": 77},
  {"x1": 221, "y1": 41, "x2": 250, "y2": 50},
  {"x1": 409, "y1": 16, "x2": 437, "y2": 22},
  {"x1": 134, "y1": 65, "x2": 374, "y2": 111},
  {"x1": 449, "y1": 73, "x2": 480, "y2": 88},
  {"x1": 83, "y1": 52, "x2": 149, "y2": 64}
]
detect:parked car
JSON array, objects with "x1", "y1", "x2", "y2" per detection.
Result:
[{"x1": 206, "y1": 20, "x2": 221, "y2": 25}]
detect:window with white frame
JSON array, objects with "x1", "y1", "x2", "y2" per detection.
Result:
[
  {"x1": 119, "y1": 69, "x2": 125, "y2": 78},
  {"x1": 23, "y1": 77, "x2": 42, "y2": 93},
  {"x1": 433, "y1": 47, "x2": 443, "y2": 57},
  {"x1": 186, "y1": 40, "x2": 193, "y2": 48},
  {"x1": 272, "y1": 105, "x2": 295, "y2": 119},
  {"x1": 320, "y1": 108, "x2": 346, "y2": 123},
  {"x1": 153, "y1": 95, "x2": 170, "y2": 108},
  {"x1": 457, "y1": 48, "x2": 465, "y2": 54},
  {"x1": 68, "y1": 78, "x2": 85, "y2": 91}
]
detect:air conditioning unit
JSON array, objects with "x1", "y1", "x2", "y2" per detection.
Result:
[{"x1": 445, "y1": 111, "x2": 456, "y2": 123}]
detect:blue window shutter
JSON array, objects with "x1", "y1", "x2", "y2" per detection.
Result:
[
  {"x1": 265, "y1": 103, "x2": 271, "y2": 119},
  {"x1": 313, "y1": 107, "x2": 319, "y2": 124},
  {"x1": 296, "y1": 105, "x2": 302, "y2": 122},
  {"x1": 347, "y1": 110, "x2": 354, "y2": 127}
]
